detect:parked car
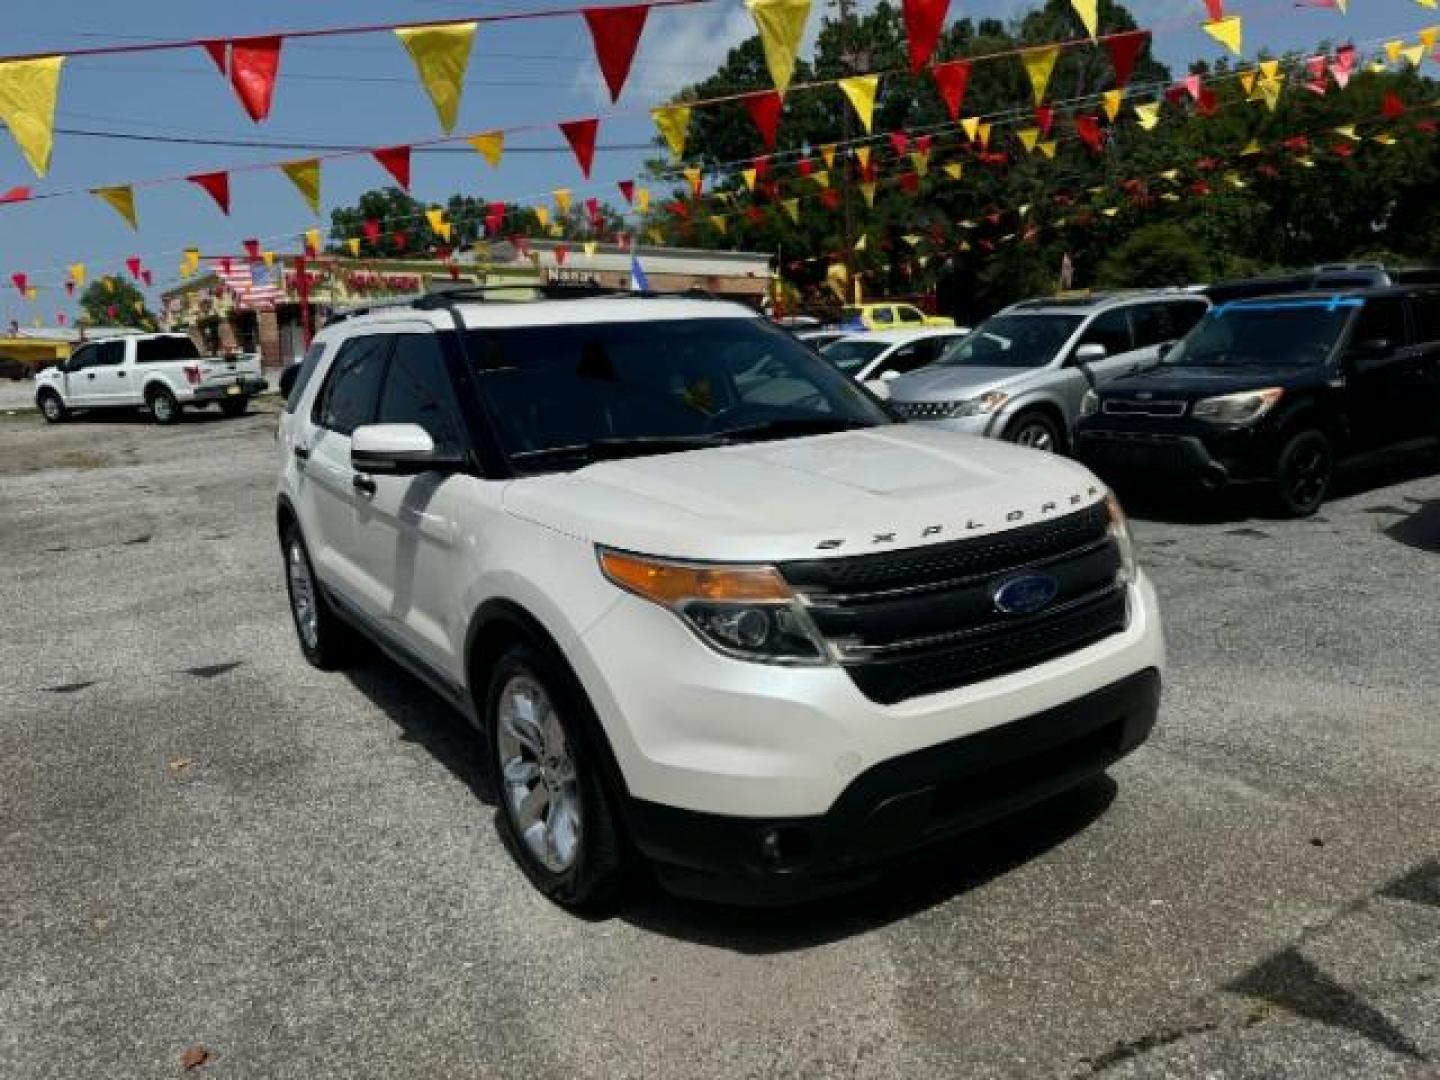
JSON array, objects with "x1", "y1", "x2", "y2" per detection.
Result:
[
  {"x1": 820, "y1": 328, "x2": 967, "y2": 396},
  {"x1": 840, "y1": 302, "x2": 956, "y2": 331},
  {"x1": 276, "y1": 288, "x2": 1164, "y2": 908},
  {"x1": 1076, "y1": 287, "x2": 1440, "y2": 516},
  {"x1": 888, "y1": 291, "x2": 1210, "y2": 453},
  {"x1": 34, "y1": 334, "x2": 266, "y2": 424},
  {"x1": 1202, "y1": 263, "x2": 1440, "y2": 305},
  {"x1": 0, "y1": 356, "x2": 32, "y2": 380}
]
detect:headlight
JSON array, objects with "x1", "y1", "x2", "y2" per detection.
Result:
[
  {"x1": 1080, "y1": 389, "x2": 1099, "y2": 417},
  {"x1": 951, "y1": 390, "x2": 1010, "y2": 417},
  {"x1": 1191, "y1": 387, "x2": 1284, "y2": 424},
  {"x1": 1103, "y1": 491, "x2": 1137, "y2": 585},
  {"x1": 598, "y1": 549, "x2": 829, "y2": 665}
]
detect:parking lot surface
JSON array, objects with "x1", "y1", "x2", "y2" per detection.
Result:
[{"x1": 1, "y1": 405, "x2": 1437, "y2": 1079}]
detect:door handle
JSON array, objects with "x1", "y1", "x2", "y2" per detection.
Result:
[
  {"x1": 292, "y1": 444, "x2": 310, "y2": 462},
  {"x1": 352, "y1": 473, "x2": 377, "y2": 496},
  {"x1": 86, "y1": 372, "x2": 95, "y2": 379},
  {"x1": 117, "y1": 371, "x2": 126, "y2": 377}
]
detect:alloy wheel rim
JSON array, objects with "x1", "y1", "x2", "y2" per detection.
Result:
[
  {"x1": 496, "y1": 675, "x2": 581, "y2": 874},
  {"x1": 42, "y1": 397, "x2": 58, "y2": 419},
  {"x1": 287, "y1": 541, "x2": 319, "y2": 649},
  {"x1": 1288, "y1": 444, "x2": 1328, "y2": 506},
  {"x1": 153, "y1": 396, "x2": 172, "y2": 421},
  {"x1": 1016, "y1": 423, "x2": 1055, "y2": 452}
]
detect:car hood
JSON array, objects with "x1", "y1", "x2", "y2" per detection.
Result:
[
  {"x1": 1101, "y1": 363, "x2": 1322, "y2": 397},
  {"x1": 502, "y1": 424, "x2": 1105, "y2": 563},
  {"x1": 888, "y1": 364, "x2": 1036, "y2": 402}
]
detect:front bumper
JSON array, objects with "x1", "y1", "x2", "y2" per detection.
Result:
[
  {"x1": 626, "y1": 667, "x2": 1160, "y2": 904},
  {"x1": 890, "y1": 409, "x2": 1001, "y2": 439},
  {"x1": 1075, "y1": 422, "x2": 1277, "y2": 487}
]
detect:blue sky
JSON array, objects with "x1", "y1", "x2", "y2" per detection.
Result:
[{"x1": 0, "y1": 0, "x2": 1435, "y2": 324}]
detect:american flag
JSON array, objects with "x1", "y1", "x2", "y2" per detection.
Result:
[{"x1": 214, "y1": 258, "x2": 285, "y2": 309}]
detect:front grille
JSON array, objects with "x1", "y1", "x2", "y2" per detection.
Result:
[
  {"x1": 891, "y1": 400, "x2": 958, "y2": 420},
  {"x1": 1102, "y1": 398, "x2": 1187, "y2": 417},
  {"x1": 780, "y1": 505, "x2": 1128, "y2": 705}
]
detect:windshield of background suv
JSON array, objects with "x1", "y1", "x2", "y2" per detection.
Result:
[
  {"x1": 1163, "y1": 301, "x2": 1357, "y2": 368},
  {"x1": 937, "y1": 313, "x2": 1082, "y2": 368},
  {"x1": 466, "y1": 317, "x2": 891, "y2": 471},
  {"x1": 821, "y1": 338, "x2": 888, "y2": 374}
]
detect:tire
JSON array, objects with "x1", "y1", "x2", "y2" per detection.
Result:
[
  {"x1": 147, "y1": 386, "x2": 181, "y2": 425},
  {"x1": 37, "y1": 390, "x2": 67, "y2": 424},
  {"x1": 281, "y1": 523, "x2": 358, "y2": 670},
  {"x1": 486, "y1": 643, "x2": 626, "y2": 910},
  {"x1": 1002, "y1": 409, "x2": 1063, "y2": 453},
  {"x1": 1273, "y1": 429, "x2": 1333, "y2": 517},
  {"x1": 220, "y1": 397, "x2": 249, "y2": 418}
]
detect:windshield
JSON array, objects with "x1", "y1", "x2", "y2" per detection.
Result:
[
  {"x1": 1164, "y1": 302, "x2": 1355, "y2": 368},
  {"x1": 821, "y1": 338, "x2": 888, "y2": 375},
  {"x1": 938, "y1": 313, "x2": 1082, "y2": 368},
  {"x1": 466, "y1": 317, "x2": 891, "y2": 472}
]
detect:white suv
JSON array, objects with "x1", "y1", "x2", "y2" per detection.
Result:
[{"x1": 276, "y1": 291, "x2": 1164, "y2": 908}]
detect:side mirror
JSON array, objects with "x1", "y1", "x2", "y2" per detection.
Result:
[
  {"x1": 351, "y1": 423, "x2": 461, "y2": 476},
  {"x1": 1073, "y1": 343, "x2": 1107, "y2": 365}
]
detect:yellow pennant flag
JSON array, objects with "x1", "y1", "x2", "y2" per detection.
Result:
[
  {"x1": 1159, "y1": 168, "x2": 1179, "y2": 181},
  {"x1": 1384, "y1": 39, "x2": 1404, "y2": 62},
  {"x1": 438, "y1": 222, "x2": 453, "y2": 243},
  {"x1": 943, "y1": 162, "x2": 963, "y2": 179},
  {"x1": 347, "y1": 238, "x2": 362, "y2": 257},
  {"x1": 853, "y1": 234, "x2": 867, "y2": 252},
  {"x1": 1240, "y1": 138, "x2": 1263, "y2": 155},
  {"x1": 854, "y1": 146, "x2": 871, "y2": 172},
  {"x1": 977, "y1": 122, "x2": 992, "y2": 149},
  {"x1": 636, "y1": 187, "x2": 650, "y2": 213},
  {"x1": 1419, "y1": 0, "x2": 1438, "y2": 9},
  {"x1": 305, "y1": 227, "x2": 323, "y2": 253},
  {"x1": 820, "y1": 143, "x2": 836, "y2": 169},
  {"x1": 961, "y1": 116, "x2": 980, "y2": 142},
  {"x1": 1400, "y1": 44, "x2": 1425, "y2": 66},
  {"x1": 1228, "y1": 174, "x2": 1247, "y2": 189},
  {"x1": 742, "y1": 167, "x2": 758, "y2": 192},
  {"x1": 263, "y1": 251, "x2": 276, "y2": 267},
  {"x1": 425, "y1": 208, "x2": 446, "y2": 234},
  {"x1": 24, "y1": 287, "x2": 36, "y2": 301},
  {"x1": 1071, "y1": 0, "x2": 1099, "y2": 38},
  {"x1": 1419, "y1": 26, "x2": 1438, "y2": 47},
  {"x1": 1258, "y1": 59, "x2": 1280, "y2": 81},
  {"x1": 910, "y1": 152, "x2": 929, "y2": 176},
  {"x1": 103, "y1": 276, "x2": 116, "y2": 294},
  {"x1": 647, "y1": 227, "x2": 664, "y2": 244},
  {"x1": 1134, "y1": 101, "x2": 1161, "y2": 130},
  {"x1": 180, "y1": 251, "x2": 198, "y2": 278},
  {"x1": 68, "y1": 262, "x2": 87, "y2": 286},
  {"x1": 1021, "y1": 46, "x2": 1060, "y2": 105},
  {"x1": 1373, "y1": 132, "x2": 1398, "y2": 145},
  {"x1": 683, "y1": 166, "x2": 703, "y2": 197},
  {"x1": 1203, "y1": 17, "x2": 1243, "y2": 57},
  {"x1": 93, "y1": 185, "x2": 138, "y2": 230},
  {"x1": 781, "y1": 198, "x2": 800, "y2": 223},
  {"x1": 1017, "y1": 127, "x2": 1040, "y2": 153},
  {"x1": 710, "y1": 215, "x2": 728, "y2": 235},
  {"x1": 553, "y1": 188, "x2": 572, "y2": 215},
  {"x1": 1259, "y1": 78, "x2": 1283, "y2": 111},
  {"x1": 534, "y1": 206, "x2": 551, "y2": 229},
  {"x1": 1039, "y1": 140, "x2": 1058, "y2": 159},
  {"x1": 583, "y1": 241, "x2": 597, "y2": 257},
  {"x1": 838, "y1": 75, "x2": 879, "y2": 133},
  {"x1": 1333, "y1": 124, "x2": 1359, "y2": 141},
  {"x1": 1102, "y1": 88, "x2": 1124, "y2": 122},
  {"x1": 468, "y1": 131, "x2": 504, "y2": 168},
  {"x1": 902, "y1": 233, "x2": 922, "y2": 248},
  {"x1": 651, "y1": 106, "x2": 691, "y2": 160},
  {"x1": 813, "y1": 169, "x2": 830, "y2": 188},
  {"x1": 395, "y1": 22, "x2": 477, "y2": 134},
  {"x1": 1101, "y1": 207, "x2": 1119, "y2": 218},
  {"x1": 1161, "y1": 192, "x2": 1180, "y2": 203},
  {"x1": 0, "y1": 56, "x2": 64, "y2": 177},
  {"x1": 1240, "y1": 71, "x2": 1258, "y2": 96},
  {"x1": 859, "y1": 181, "x2": 877, "y2": 207},
  {"x1": 746, "y1": 0, "x2": 812, "y2": 94},
  {"x1": 281, "y1": 159, "x2": 322, "y2": 215}
]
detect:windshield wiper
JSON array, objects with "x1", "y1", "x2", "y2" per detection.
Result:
[{"x1": 713, "y1": 417, "x2": 874, "y2": 443}]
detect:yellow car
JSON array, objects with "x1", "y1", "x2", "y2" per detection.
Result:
[{"x1": 840, "y1": 303, "x2": 956, "y2": 331}]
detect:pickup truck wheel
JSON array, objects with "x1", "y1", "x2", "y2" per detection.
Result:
[
  {"x1": 1002, "y1": 409, "x2": 1062, "y2": 453},
  {"x1": 147, "y1": 387, "x2": 181, "y2": 425},
  {"x1": 1273, "y1": 429, "x2": 1333, "y2": 517},
  {"x1": 281, "y1": 524, "x2": 357, "y2": 670},
  {"x1": 37, "y1": 390, "x2": 67, "y2": 423},
  {"x1": 220, "y1": 397, "x2": 249, "y2": 418},
  {"x1": 488, "y1": 645, "x2": 625, "y2": 910}
]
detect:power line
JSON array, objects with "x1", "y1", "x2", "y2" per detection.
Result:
[{"x1": 53, "y1": 126, "x2": 656, "y2": 153}]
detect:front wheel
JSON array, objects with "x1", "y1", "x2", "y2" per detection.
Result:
[
  {"x1": 37, "y1": 390, "x2": 68, "y2": 423},
  {"x1": 487, "y1": 644, "x2": 626, "y2": 910},
  {"x1": 1002, "y1": 409, "x2": 1063, "y2": 453},
  {"x1": 220, "y1": 397, "x2": 249, "y2": 418},
  {"x1": 1273, "y1": 429, "x2": 1333, "y2": 517},
  {"x1": 281, "y1": 524, "x2": 358, "y2": 670},
  {"x1": 147, "y1": 387, "x2": 181, "y2": 425}
]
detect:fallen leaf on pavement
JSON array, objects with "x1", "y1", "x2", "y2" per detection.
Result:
[
  {"x1": 167, "y1": 758, "x2": 194, "y2": 773},
  {"x1": 180, "y1": 1044, "x2": 210, "y2": 1071}
]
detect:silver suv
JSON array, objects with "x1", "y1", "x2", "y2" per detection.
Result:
[{"x1": 888, "y1": 291, "x2": 1210, "y2": 452}]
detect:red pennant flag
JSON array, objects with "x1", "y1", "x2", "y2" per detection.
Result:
[
  {"x1": 485, "y1": 213, "x2": 503, "y2": 235},
  {"x1": 1075, "y1": 115, "x2": 1104, "y2": 152},
  {"x1": 1184, "y1": 73, "x2": 1203, "y2": 101},
  {"x1": 1332, "y1": 141, "x2": 1355, "y2": 158},
  {"x1": 230, "y1": 36, "x2": 282, "y2": 123},
  {"x1": 58, "y1": 312, "x2": 67, "y2": 324},
  {"x1": 363, "y1": 219, "x2": 381, "y2": 243},
  {"x1": 585, "y1": 197, "x2": 602, "y2": 225},
  {"x1": 889, "y1": 131, "x2": 910, "y2": 156},
  {"x1": 141, "y1": 269, "x2": 153, "y2": 287},
  {"x1": 11, "y1": 272, "x2": 26, "y2": 294},
  {"x1": 188, "y1": 171, "x2": 231, "y2": 214},
  {"x1": 753, "y1": 155, "x2": 771, "y2": 180},
  {"x1": 797, "y1": 157, "x2": 813, "y2": 177},
  {"x1": 0, "y1": 185, "x2": 31, "y2": 204},
  {"x1": 899, "y1": 171, "x2": 920, "y2": 194},
  {"x1": 902, "y1": 0, "x2": 951, "y2": 73},
  {"x1": 1164, "y1": 84, "x2": 1188, "y2": 107},
  {"x1": 555, "y1": 244, "x2": 568, "y2": 266},
  {"x1": 559, "y1": 118, "x2": 600, "y2": 178},
  {"x1": 820, "y1": 188, "x2": 842, "y2": 210},
  {"x1": 1382, "y1": 92, "x2": 1405, "y2": 119},
  {"x1": 1104, "y1": 30, "x2": 1148, "y2": 89},
  {"x1": 744, "y1": 92, "x2": 783, "y2": 152},
  {"x1": 582, "y1": 5, "x2": 650, "y2": 103},
  {"x1": 1202, "y1": 0, "x2": 1223, "y2": 20},
  {"x1": 394, "y1": 231, "x2": 408, "y2": 252},
  {"x1": 107, "y1": 304, "x2": 118, "y2": 321},
  {"x1": 373, "y1": 146, "x2": 412, "y2": 190},
  {"x1": 64, "y1": 281, "x2": 75, "y2": 297},
  {"x1": 201, "y1": 40, "x2": 228, "y2": 74},
  {"x1": 1196, "y1": 88, "x2": 1217, "y2": 116},
  {"x1": 617, "y1": 233, "x2": 630, "y2": 250},
  {"x1": 931, "y1": 59, "x2": 971, "y2": 121},
  {"x1": 1035, "y1": 104, "x2": 1054, "y2": 137},
  {"x1": 746, "y1": 206, "x2": 766, "y2": 225},
  {"x1": 243, "y1": 238, "x2": 261, "y2": 260},
  {"x1": 668, "y1": 200, "x2": 690, "y2": 219},
  {"x1": 1416, "y1": 118, "x2": 1439, "y2": 134},
  {"x1": 1282, "y1": 135, "x2": 1310, "y2": 153},
  {"x1": 125, "y1": 257, "x2": 142, "y2": 279},
  {"x1": 618, "y1": 180, "x2": 635, "y2": 204}
]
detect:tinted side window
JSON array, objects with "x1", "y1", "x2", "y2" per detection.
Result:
[
  {"x1": 1129, "y1": 304, "x2": 1172, "y2": 349},
  {"x1": 1077, "y1": 309, "x2": 1133, "y2": 355},
  {"x1": 284, "y1": 342, "x2": 328, "y2": 414},
  {"x1": 137, "y1": 336, "x2": 200, "y2": 363},
  {"x1": 897, "y1": 306, "x2": 926, "y2": 325},
  {"x1": 1166, "y1": 301, "x2": 1208, "y2": 337},
  {"x1": 872, "y1": 307, "x2": 894, "y2": 326},
  {"x1": 1352, "y1": 299, "x2": 1408, "y2": 349},
  {"x1": 70, "y1": 344, "x2": 97, "y2": 369},
  {"x1": 96, "y1": 341, "x2": 126, "y2": 366},
  {"x1": 376, "y1": 335, "x2": 462, "y2": 456},
  {"x1": 1410, "y1": 295, "x2": 1440, "y2": 343},
  {"x1": 313, "y1": 335, "x2": 391, "y2": 436}
]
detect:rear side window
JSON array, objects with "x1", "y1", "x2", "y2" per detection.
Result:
[
  {"x1": 1166, "y1": 301, "x2": 1208, "y2": 337},
  {"x1": 376, "y1": 335, "x2": 463, "y2": 456},
  {"x1": 1077, "y1": 308, "x2": 1133, "y2": 355},
  {"x1": 95, "y1": 341, "x2": 126, "y2": 366},
  {"x1": 872, "y1": 307, "x2": 895, "y2": 325},
  {"x1": 136, "y1": 336, "x2": 201, "y2": 363},
  {"x1": 284, "y1": 342, "x2": 327, "y2": 414},
  {"x1": 1410, "y1": 294, "x2": 1440, "y2": 343},
  {"x1": 1129, "y1": 304, "x2": 1171, "y2": 349},
  {"x1": 313, "y1": 335, "x2": 391, "y2": 436},
  {"x1": 1352, "y1": 299, "x2": 1408, "y2": 349}
]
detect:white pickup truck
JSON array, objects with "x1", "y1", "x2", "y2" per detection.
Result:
[{"x1": 34, "y1": 333, "x2": 267, "y2": 425}]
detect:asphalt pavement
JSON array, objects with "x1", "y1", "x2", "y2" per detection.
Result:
[{"x1": 1, "y1": 404, "x2": 1437, "y2": 1079}]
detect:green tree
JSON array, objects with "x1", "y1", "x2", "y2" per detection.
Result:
[{"x1": 79, "y1": 278, "x2": 152, "y2": 328}]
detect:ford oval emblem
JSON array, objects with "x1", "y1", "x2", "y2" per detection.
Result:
[{"x1": 992, "y1": 574, "x2": 1060, "y2": 615}]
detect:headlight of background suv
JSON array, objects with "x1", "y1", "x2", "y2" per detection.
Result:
[
  {"x1": 598, "y1": 549, "x2": 830, "y2": 665},
  {"x1": 1190, "y1": 387, "x2": 1284, "y2": 424},
  {"x1": 1080, "y1": 390, "x2": 1099, "y2": 417},
  {"x1": 1103, "y1": 492, "x2": 1137, "y2": 585},
  {"x1": 951, "y1": 390, "x2": 1010, "y2": 418}
]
